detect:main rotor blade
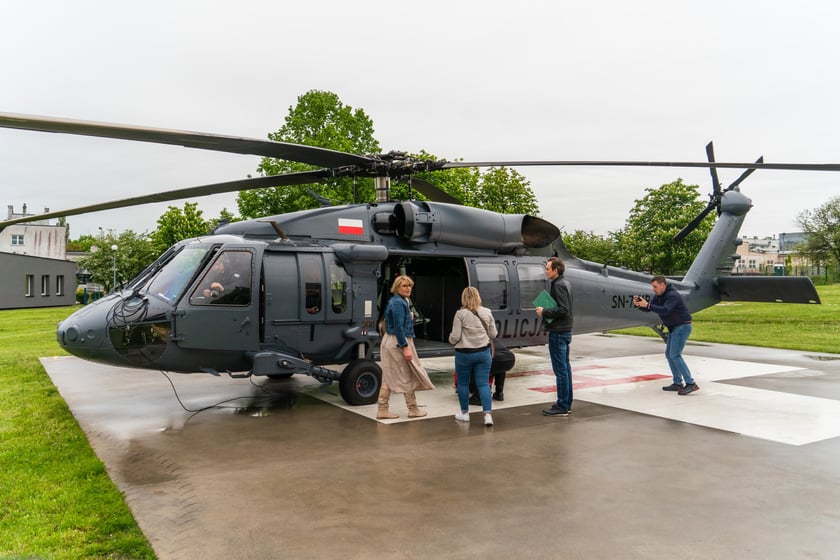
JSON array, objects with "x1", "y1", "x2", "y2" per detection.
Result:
[
  {"x1": 706, "y1": 142, "x2": 721, "y2": 195},
  {"x1": 0, "y1": 112, "x2": 373, "y2": 168},
  {"x1": 0, "y1": 170, "x2": 329, "y2": 230},
  {"x1": 441, "y1": 160, "x2": 840, "y2": 172},
  {"x1": 672, "y1": 203, "x2": 716, "y2": 243},
  {"x1": 407, "y1": 177, "x2": 463, "y2": 205}
]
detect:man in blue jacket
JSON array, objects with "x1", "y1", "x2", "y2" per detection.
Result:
[{"x1": 633, "y1": 275, "x2": 699, "y2": 395}]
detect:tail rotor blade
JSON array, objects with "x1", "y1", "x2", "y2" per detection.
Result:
[
  {"x1": 706, "y1": 142, "x2": 722, "y2": 195},
  {"x1": 673, "y1": 203, "x2": 715, "y2": 243},
  {"x1": 726, "y1": 156, "x2": 764, "y2": 192}
]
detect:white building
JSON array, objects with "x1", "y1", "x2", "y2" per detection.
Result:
[{"x1": 0, "y1": 204, "x2": 67, "y2": 259}]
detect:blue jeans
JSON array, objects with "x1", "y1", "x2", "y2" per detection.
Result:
[
  {"x1": 455, "y1": 348, "x2": 493, "y2": 413},
  {"x1": 665, "y1": 323, "x2": 694, "y2": 385},
  {"x1": 548, "y1": 331, "x2": 573, "y2": 411}
]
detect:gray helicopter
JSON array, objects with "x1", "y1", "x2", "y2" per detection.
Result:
[{"x1": 0, "y1": 113, "x2": 825, "y2": 405}]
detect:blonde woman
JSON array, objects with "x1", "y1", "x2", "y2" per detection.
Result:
[
  {"x1": 376, "y1": 275, "x2": 435, "y2": 419},
  {"x1": 449, "y1": 286, "x2": 498, "y2": 426}
]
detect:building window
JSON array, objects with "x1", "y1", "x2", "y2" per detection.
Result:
[
  {"x1": 25, "y1": 274, "x2": 34, "y2": 297},
  {"x1": 11, "y1": 234, "x2": 24, "y2": 246},
  {"x1": 56, "y1": 275, "x2": 65, "y2": 296},
  {"x1": 41, "y1": 275, "x2": 50, "y2": 296}
]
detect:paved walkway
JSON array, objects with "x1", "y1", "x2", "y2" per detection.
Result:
[{"x1": 43, "y1": 334, "x2": 840, "y2": 559}]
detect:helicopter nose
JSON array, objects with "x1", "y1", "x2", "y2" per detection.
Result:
[{"x1": 57, "y1": 295, "x2": 124, "y2": 363}]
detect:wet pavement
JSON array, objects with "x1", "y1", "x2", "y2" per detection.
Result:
[{"x1": 43, "y1": 333, "x2": 840, "y2": 559}]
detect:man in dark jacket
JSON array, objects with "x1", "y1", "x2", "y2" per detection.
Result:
[
  {"x1": 633, "y1": 275, "x2": 698, "y2": 395},
  {"x1": 536, "y1": 257, "x2": 574, "y2": 416}
]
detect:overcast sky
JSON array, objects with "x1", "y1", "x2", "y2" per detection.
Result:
[{"x1": 1, "y1": 1, "x2": 838, "y2": 240}]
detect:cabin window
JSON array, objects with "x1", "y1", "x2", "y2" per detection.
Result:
[
  {"x1": 189, "y1": 250, "x2": 253, "y2": 306},
  {"x1": 475, "y1": 263, "x2": 509, "y2": 310},
  {"x1": 517, "y1": 264, "x2": 545, "y2": 309},
  {"x1": 329, "y1": 260, "x2": 348, "y2": 314},
  {"x1": 300, "y1": 254, "x2": 322, "y2": 315},
  {"x1": 25, "y1": 274, "x2": 34, "y2": 297},
  {"x1": 41, "y1": 275, "x2": 50, "y2": 296},
  {"x1": 148, "y1": 247, "x2": 209, "y2": 303}
]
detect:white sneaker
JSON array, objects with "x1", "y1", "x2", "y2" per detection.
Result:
[
  {"x1": 455, "y1": 411, "x2": 470, "y2": 422},
  {"x1": 484, "y1": 413, "x2": 493, "y2": 426}
]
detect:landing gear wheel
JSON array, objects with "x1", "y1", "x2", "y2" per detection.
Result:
[{"x1": 339, "y1": 359, "x2": 382, "y2": 406}]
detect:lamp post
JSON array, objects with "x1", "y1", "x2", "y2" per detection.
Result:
[{"x1": 111, "y1": 244, "x2": 118, "y2": 292}]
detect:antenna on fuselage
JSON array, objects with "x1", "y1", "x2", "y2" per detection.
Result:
[{"x1": 257, "y1": 220, "x2": 288, "y2": 240}]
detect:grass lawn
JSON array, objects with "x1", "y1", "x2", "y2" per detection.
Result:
[
  {"x1": 0, "y1": 285, "x2": 836, "y2": 557},
  {"x1": 0, "y1": 306, "x2": 155, "y2": 559},
  {"x1": 612, "y1": 284, "x2": 840, "y2": 353}
]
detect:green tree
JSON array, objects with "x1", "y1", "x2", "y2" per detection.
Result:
[
  {"x1": 57, "y1": 216, "x2": 69, "y2": 241},
  {"x1": 66, "y1": 234, "x2": 96, "y2": 253},
  {"x1": 616, "y1": 179, "x2": 713, "y2": 275},
  {"x1": 78, "y1": 229, "x2": 156, "y2": 292},
  {"x1": 238, "y1": 91, "x2": 542, "y2": 217},
  {"x1": 474, "y1": 167, "x2": 539, "y2": 214},
  {"x1": 797, "y1": 196, "x2": 840, "y2": 271},
  {"x1": 562, "y1": 230, "x2": 620, "y2": 263},
  {"x1": 208, "y1": 208, "x2": 238, "y2": 232},
  {"x1": 150, "y1": 202, "x2": 210, "y2": 256},
  {"x1": 237, "y1": 90, "x2": 381, "y2": 218}
]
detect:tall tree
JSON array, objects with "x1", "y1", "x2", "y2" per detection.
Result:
[
  {"x1": 562, "y1": 229, "x2": 619, "y2": 263},
  {"x1": 473, "y1": 167, "x2": 539, "y2": 215},
  {"x1": 797, "y1": 196, "x2": 840, "y2": 268},
  {"x1": 77, "y1": 229, "x2": 157, "y2": 292},
  {"x1": 616, "y1": 179, "x2": 713, "y2": 275},
  {"x1": 238, "y1": 91, "x2": 542, "y2": 217},
  {"x1": 150, "y1": 202, "x2": 210, "y2": 256},
  {"x1": 237, "y1": 90, "x2": 381, "y2": 218}
]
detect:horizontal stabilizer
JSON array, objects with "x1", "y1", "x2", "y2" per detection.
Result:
[{"x1": 716, "y1": 276, "x2": 821, "y2": 304}]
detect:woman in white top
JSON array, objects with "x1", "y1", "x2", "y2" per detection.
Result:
[{"x1": 449, "y1": 286, "x2": 498, "y2": 426}]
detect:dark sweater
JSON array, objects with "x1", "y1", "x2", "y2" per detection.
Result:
[
  {"x1": 640, "y1": 284, "x2": 692, "y2": 328},
  {"x1": 542, "y1": 275, "x2": 574, "y2": 332}
]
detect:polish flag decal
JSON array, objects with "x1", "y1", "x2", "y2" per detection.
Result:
[{"x1": 338, "y1": 218, "x2": 364, "y2": 235}]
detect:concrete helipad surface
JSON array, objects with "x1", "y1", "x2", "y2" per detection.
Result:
[{"x1": 43, "y1": 333, "x2": 840, "y2": 559}]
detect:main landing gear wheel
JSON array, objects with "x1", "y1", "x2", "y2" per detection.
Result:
[{"x1": 339, "y1": 359, "x2": 381, "y2": 406}]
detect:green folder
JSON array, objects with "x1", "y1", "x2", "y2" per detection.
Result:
[{"x1": 533, "y1": 289, "x2": 557, "y2": 324}]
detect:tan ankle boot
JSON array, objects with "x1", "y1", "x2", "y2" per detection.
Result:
[
  {"x1": 404, "y1": 391, "x2": 427, "y2": 418},
  {"x1": 376, "y1": 385, "x2": 399, "y2": 419}
]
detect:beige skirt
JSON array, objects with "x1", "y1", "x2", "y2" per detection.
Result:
[{"x1": 380, "y1": 333, "x2": 435, "y2": 394}]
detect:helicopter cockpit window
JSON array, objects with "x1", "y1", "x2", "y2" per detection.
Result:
[
  {"x1": 329, "y1": 261, "x2": 348, "y2": 314},
  {"x1": 301, "y1": 254, "x2": 322, "y2": 314},
  {"x1": 475, "y1": 263, "x2": 509, "y2": 310},
  {"x1": 146, "y1": 247, "x2": 209, "y2": 303},
  {"x1": 517, "y1": 264, "x2": 546, "y2": 310},
  {"x1": 189, "y1": 250, "x2": 253, "y2": 306}
]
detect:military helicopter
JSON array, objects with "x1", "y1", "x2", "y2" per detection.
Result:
[{"x1": 0, "y1": 113, "x2": 829, "y2": 406}]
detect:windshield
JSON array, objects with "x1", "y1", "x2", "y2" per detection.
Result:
[{"x1": 145, "y1": 246, "x2": 210, "y2": 303}]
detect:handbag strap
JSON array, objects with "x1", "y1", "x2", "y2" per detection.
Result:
[{"x1": 471, "y1": 309, "x2": 492, "y2": 340}]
